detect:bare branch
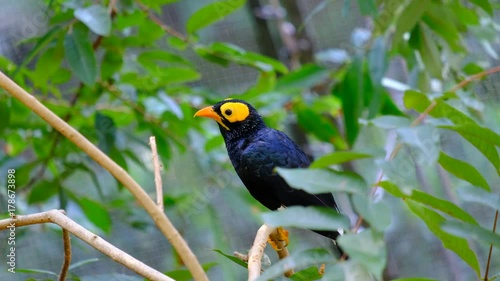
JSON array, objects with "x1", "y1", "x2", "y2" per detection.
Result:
[
  {"x1": 0, "y1": 210, "x2": 173, "y2": 281},
  {"x1": 149, "y1": 136, "x2": 164, "y2": 211},
  {"x1": 58, "y1": 229, "x2": 71, "y2": 281},
  {"x1": 0, "y1": 71, "x2": 208, "y2": 281},
  {"x1": 247, "y1": 225, "x2": 293, "y2": 280},
  {"x1": 248, "y1": 224, "x2": 275, "y2": 281}
]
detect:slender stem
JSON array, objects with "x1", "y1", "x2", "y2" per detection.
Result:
[
  {"x1": 58, "y1": 229, "x2": 71, "y2": 281},
  {"x1": 149, "y1": 136, "x2": 164, "y2": 211},
  {"x1": 484, "y1": 210, "x2": 499, "y2": 281},
  {"x1": 0, "y1": 71, "x2": 208, "y2": 281}
]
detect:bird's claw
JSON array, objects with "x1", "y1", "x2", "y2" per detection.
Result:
[{"x1": 268, "y1": 227, "x2": 289, "y2": 251}]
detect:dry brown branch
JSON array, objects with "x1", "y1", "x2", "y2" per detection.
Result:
[
  {"x1": 0, "y1": 71, "x2": 208, "y2": 281},
  {"x1": 149, "y1": 136, "x2": 164, "y2": 211},
  {"x1": 59, "y1": 229, "x2": 71, "y2": 281},
  {"x1": 0, "y1": 210, "x2": 173, "y2": 281}
]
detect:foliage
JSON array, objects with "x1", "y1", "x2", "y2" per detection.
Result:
[{"x1": 0, "y1": 0, "x2": 499, "y2": 280}]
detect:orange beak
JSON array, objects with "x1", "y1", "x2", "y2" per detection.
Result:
[{"x1": 194, "y1": 106, "x2": 230, "y2": 130}]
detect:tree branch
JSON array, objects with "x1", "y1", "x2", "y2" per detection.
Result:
[
  {"x1": 0, "y1": 71, "x2": 208, "y2": 281},
  {"x1": 0, "y1": 210, "x2": 173, "y2": 281},
  {"x1": 59, "y1": 229, "x2": 71, "y2": 281},
  {"x1": 248, "y1": 224, "x2": 275, "y2": 281},
  {"x1": 246, "y1": 224, "x2": 293, "y2": 280}
]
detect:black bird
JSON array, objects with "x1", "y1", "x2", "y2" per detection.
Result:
[{"x1": 194, "y1": 99, "x2": 343, "y2": 255}]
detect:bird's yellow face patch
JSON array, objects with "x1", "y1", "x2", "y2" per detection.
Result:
[{"x1": 220, "y1": 102, "x2": 250, "y2": 123}]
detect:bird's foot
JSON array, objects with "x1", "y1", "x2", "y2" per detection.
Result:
[
  {"x1": 267, "y1": 227, "x2": 289, "y2": 251},
  {"x1": 318, "y1": 264, "x2": 325, "y2": 275}
]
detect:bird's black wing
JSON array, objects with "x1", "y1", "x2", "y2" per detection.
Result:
[{"x1": 239, "y1": 128, "x2": 338, "y2": 211}]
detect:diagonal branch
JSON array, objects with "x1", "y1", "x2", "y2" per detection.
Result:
[
  {"x1": 0, "y1": 71, "x2": 208, "y2": 281},
  {"x1": 0, "y1": 210, "x2": 173, "y2": 281}
]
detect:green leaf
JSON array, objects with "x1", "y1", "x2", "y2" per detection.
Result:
[
  {"x1": 16, "y1": 268, "x2": 58, "y2": 276},
  {"x1": 352, "y1": 195, "x2": 391, "y2": 232},
  {"x1": 289, "y1": 266, "x2": 323, "y2": 281},
  {"x1": 457, "y1": 186, "x2": 500, "y2": 211},
  {"x1": 261, "y1": 206, "x2": 350, "y2": 231},
  {"x1": 168, "y1": 36, "x2": 188, "y2": 50},
  {"x1": 379, "y1": 181, "x2": 479, "y2": 225},
  {"x1": 422, "y1": 4, "x2": 464, "y2": 52},
  {"x1": 213, "y1": 249, "x2": 247, "y2": 269},
  {"x1": 74, "y1": 5, "x2": 111, "y2": 36},
  {"x1": 296, "y1": 107, "x2": 341, "y2": 144},
  {"x1": 393, "y1": 0, "x2": 430, "y2": 46},
  {"x1": 442, "y1": 221, "x2": 500, "y2": 248},
  {"x1": 406, "y1": 201, "x2": 481, "y2": 276},
  {"x1": 439, "y1": 124, "x2": 500, "y2": 172},
  {"x1": 255, "y1": 249, "x2": 332, "y2": 281},
  {"x1": 403, "y1": 90, "x2": 476, "y2": 125},
  {"x1": 338, "y1": 229, "x2": 386, "y2": 279},
  {"x1": 144, "y1": 66, "x2": 201, "y2": 85},
  {"x1": 409, "y1": 190, "x2": 478, "y2": 225},
  {"x1": 469, "y1": 0, "x2": 493, "y2": 15},
  {"x1": 34, "y1": 43, "x2": 64, "y2": 84},
  {"x1": 68, "y1": 258, "x2": 99, "y2": 270},
  {"x1": 138, "y1": 50, "x2": 192, "y2": 67},
  {"x1": 64, "y1": 24, "x2": 97, "y2": 85},
  {"x1": 0, "y1": 98, "x2": 10, "y2": 133},
  {"x1": 321, "y1": 260, "x2": 372, "y2": 281},
  {"x1": 438, "y1": 151, "x2": 490, "y2": 191},
  {"x1": 311, "y1": 151, "x2": 373, "y2": 169},
  {"x1": 195, "y1": 43, "x2": 287, "y2": 74},
  {"x1": 28, "y1": 180, "x2": 59, "y2": 204},
  {"x1": 165, "y1": 262, "x2": 217, "y2": 281},
  {"x1": 335, "y1": 56, "x2": 364, "y2": 146},
  {"x1": 356, "y1": 0, "x2": 376, "y2": 15},
  {"x1": 13, "y1": 25, "x2": 63, "y2": 77},
  {"x1": 186, "y1": 0, "x2": 246, "y2": 34},
  {"x1": 101, "y1": 49, "x2": 123, "y2": 80},
  {"x1": 409, "y1": 23, "x2": 442, "y2": 78},
  {"x1": 276, "y1": 168, "x2": 368, "y2": 194},
  {"x1": 95, "y1": 112, "x2": 116, "y2": 154},
  {"x1": 276, "y1": 64, "x2": 330, "y2": 91},
  {"x1": 368, "y1": 115, "x2": 412, "y2": 129},
  {"x1": 78, "y1": 197, "x2": 112, "y2": 233}
]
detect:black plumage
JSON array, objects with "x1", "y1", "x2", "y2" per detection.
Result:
[{"x1": 195, "y1": 99, "x2": 342, "y2": 248}]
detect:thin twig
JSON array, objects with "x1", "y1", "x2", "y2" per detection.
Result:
[
  {"x1": 135, "y1": 0, "x2": 188, "y2": 41},
  {"x1": 149, "y1": 136, "x2": 164, "y2": 211},
  {"x1": 0, "y1": 71, "x2": 208, "y2": 281},
  {"x1": 58, "y1": 229, "x2": 71, "y2": 281},
  {"x1": 0, "y1": 210, "x2": 173, "y2": 281},
  {"x1": 484, "y1": 210, "x2": 499, "y2": 281}
]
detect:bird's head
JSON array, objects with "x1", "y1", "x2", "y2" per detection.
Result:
[{"x1": 194, "y1": 99, "x2": 266, "y2": 140}]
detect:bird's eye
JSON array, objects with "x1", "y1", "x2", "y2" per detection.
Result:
[{"x1": 225, "y1": 109, "x2": 232, "y2": 116}]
